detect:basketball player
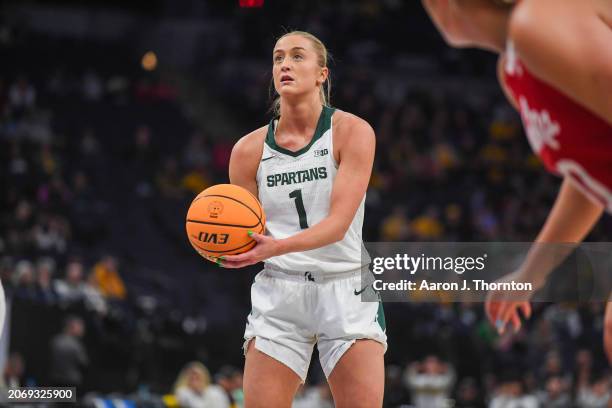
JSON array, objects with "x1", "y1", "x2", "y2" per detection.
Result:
[
  {"x1": 422, "y1": 0, "x2": 612, "y2": 363},
  {"x1": 221, "y1": 31, "x2": 387, "y2": 407}
]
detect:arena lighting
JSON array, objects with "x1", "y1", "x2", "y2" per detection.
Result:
[
  {"x1": 141, "y1": 51, "x2": 158, "y2": 71},
  {"x1": 239, "y1": 0, "x2": 264, "y2": 7}
]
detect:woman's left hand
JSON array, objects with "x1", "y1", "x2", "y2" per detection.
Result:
[{"x1": 220, "y1": 232, "x2": 281, "y2": 268}]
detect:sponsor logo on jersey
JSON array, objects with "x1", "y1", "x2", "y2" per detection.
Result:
[
  {"x1": 504, "y1": 41, "x2": 523, "y2": 76},
  {"x1": 266, "y1": 166, "x2": 328, "y2": 187},
  {"x1": 314, "y1": 148, "x2": 329, "y2": 157},
  {"x1": 519, "y1": 96, "x2": 561, "y2": 153}
]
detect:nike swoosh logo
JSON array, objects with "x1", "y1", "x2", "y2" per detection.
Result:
[
  {"x1": 354, "y1": 286, "x2": 368, "y2": 296},
  {"x1": 261, "y1": 156, "x2": 276, "y2": 162}
]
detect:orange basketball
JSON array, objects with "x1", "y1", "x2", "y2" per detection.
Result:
[{"x1": 186, "y1": 184, "x2": 265, "y2": 262}]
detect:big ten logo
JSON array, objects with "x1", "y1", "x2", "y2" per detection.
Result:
[
  {"x1": 207, "y1": 201, "x2": 224, "y2": 219},
  {"x1": 198, "y1": 232, "x2": 229, "y2": 245},
  {"x1": 314, "y1": 148, "x2": 328, "y2": 157}
]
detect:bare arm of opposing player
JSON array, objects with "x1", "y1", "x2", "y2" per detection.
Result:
[
  {"x1": 485, "y1": 179, "x2": 604, "y2": 332},
  {"x1": 224, "y1": 113, "x2": 375, "y2": 268},
  {"x1": 423, "y1": 0, "x2": 612, "y2": 125}
]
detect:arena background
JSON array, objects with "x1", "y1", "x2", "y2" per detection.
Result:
[{"x1": 1, "y1": 0, "x2": 610, "y2": 406}]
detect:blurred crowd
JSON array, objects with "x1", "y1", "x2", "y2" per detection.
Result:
[{"x1": 1, "y1": 3, "x2": 611, "y2": 407}]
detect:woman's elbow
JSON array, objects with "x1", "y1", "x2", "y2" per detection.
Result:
[{"x1": 330, "y1": 221, "x2": 351, "y2": 244}]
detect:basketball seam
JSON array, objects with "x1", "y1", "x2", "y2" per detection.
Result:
[
  {"x1": 186, "y1": 219, "x2": 262, "y2": 229},
  {"x1": 244, "y1": 189, "x2": 264, "y2": 220},
  {"x1": 199, "y1": 194, "x2": 263, "y2": 224}
]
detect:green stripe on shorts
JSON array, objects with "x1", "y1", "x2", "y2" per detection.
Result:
[{"x1": 376, "y1": 302, "x2": 386, "y2": 332}]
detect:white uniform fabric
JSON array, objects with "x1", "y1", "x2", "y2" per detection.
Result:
[
  {"x1": 244, "y1": 267, "x2": 386, "y2": 381},
  {"x1": 245, "y1": 106, "x2": 384, "y2": 381},
  {"x1": 256, "y1": 106, "x2": 368, "y2": 273}
]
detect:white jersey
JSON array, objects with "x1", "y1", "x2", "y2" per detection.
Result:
[{"x1": 256, "y1": 106, "x2": 368, "y2": 273}]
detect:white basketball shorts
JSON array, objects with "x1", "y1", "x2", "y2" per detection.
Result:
[{"x1": 243, "y1": 265, "x2": 387, "y2": 382}]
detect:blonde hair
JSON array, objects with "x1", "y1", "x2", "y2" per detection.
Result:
[
  {"x1": 271, "y1": 31, "x2": 332, "y2": 116},
  {"x1": 173, "y1": 361, "x2": 211, "y2": 394}
]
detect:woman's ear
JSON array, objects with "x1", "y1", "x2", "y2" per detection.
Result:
[{"x1": 318, "y1": 67, "x2": 329, "y2": 86}]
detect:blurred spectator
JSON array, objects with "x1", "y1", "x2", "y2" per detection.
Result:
[
  {"x1": 380, "y1": 206, "x2": 410, "y2": 241},
  {"x1": 182, "y1": 166, "x2": 212, "y2": 196},
  {"x1": 576, "y1": 372, "x2": 610, "y2": 408},
  {"x1": 54, "y1": 260, "x2": 86, "y2": 304},
  {"x1": 454, "y1": 377, "x2": 485, "y2": 408},
  {"x1": 49, "y1": 316, "x2": 88, "y2": 387},
  {"x1": 13, "y1": 260, "x2": 36, "y2": 301},
  {"x1": 156, "y1": 157, "x2": 184, "y2": 199},
  {"x1": 538, "y1": 350, "x2": 570, "y2": 387},
  {"x1": 92, "y1": 255, "x2": 126, "y2": 300},
  {"x1": 404, "y1": 355, "x2": 456, "y2": 408},
  {"x1": 82, "y1": 271, "x2": 108, "y2": 316},
  {"x1": 35, "y1": 257, "x2": 57, "y2": 304},
  {"x1": 214, "y1": 365, "x2": 244, "y2": 408},
  {"x1": 489, "y1": 377, "x2": 539, "y2": 408},
  {"x1": 411, "y1": 205, "x2": 444, "y2": 240},
  {"x1": 7, "y1": 200, "x2": 35, "y2": 255},
  {"x1": 173, "y1": 362, "x2": 230, "y2": 408},
  {"x1": 537, "y1": 376, "x2": 572, "y2": 408},
  {"x1": 33, "y1": 214, "x2": 69, "y2": 256}
]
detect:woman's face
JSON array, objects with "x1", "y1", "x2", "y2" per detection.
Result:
[
  {"x1": 187, "y1": 368, "x2": 206, "y2": 392},
  {"x1": 272, "y1": 35, "x2": 327, "y2": 100}
]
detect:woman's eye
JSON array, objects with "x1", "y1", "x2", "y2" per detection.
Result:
[
  {"x1": 274, "y1": 55, "x2": 283, "y2": 63},
  {"x1": 293, "y1": 54, "x2": 303, "y2": 61}
]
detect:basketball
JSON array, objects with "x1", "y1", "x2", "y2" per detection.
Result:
[{"x1": 186, "y1": 184, "x2": 265, "y2": 261}]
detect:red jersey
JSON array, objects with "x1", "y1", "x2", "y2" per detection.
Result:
[{"x1": 503, "y1": 42, "x2": 612, "y2": 212}]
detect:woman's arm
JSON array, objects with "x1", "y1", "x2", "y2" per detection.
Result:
[
  {"x1": 517, "y1": 178, "x2": 604, "y2": 286},
  {"x1": 509, "y1": 0, "x2": 612, "y2": 125},
  {"x1": 486, "y1": 178, "x2": 604, "y2": 332},
  {"x1": 222, "y1": 115, "x2": 375, "y2": 268},
  {"x1": 228, "y1": 127, "x2": 266, "y2": 197},
  {"x1": 422, "y1": 0, "x2": 513, "y2": 53}
]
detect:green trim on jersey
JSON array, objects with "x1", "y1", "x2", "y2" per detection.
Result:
[
  {"x1": 376, "y1": 302, "x2": 386, "y2": 332},
  {"x1": 265, "y1": 105, "x2": 336, "y2": 157}
]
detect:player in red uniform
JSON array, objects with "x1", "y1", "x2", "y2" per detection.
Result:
[{"x1": 422, "y1": 0, "x2": 612, "y2": 362}]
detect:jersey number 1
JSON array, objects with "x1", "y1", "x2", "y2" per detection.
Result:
[{"x1": 289, "y1": 189, "x2": 308, "y2": 229}]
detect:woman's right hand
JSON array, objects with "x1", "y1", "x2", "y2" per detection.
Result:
[{"x1": 484, "y1": 270, "x2": 534, "y2": 334}]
